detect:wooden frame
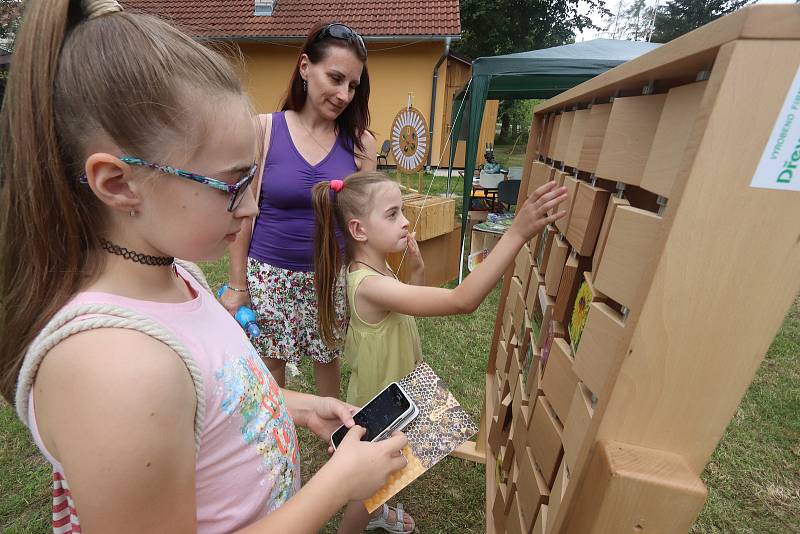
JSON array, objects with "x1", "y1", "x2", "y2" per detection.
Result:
[{"x1": 481, "y1": 6, "x2": 800, "y2": 534}]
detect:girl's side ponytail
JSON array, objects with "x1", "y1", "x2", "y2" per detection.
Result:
[
  {"x1": 0, "y1": 0, "x2": 247, "y2": 403},
  {"x1": 312, "y1": 181, "x2": 344, "y2": 348},
  {"x1": 0, "y1": 0, "x2": 104, "y2": 403}
]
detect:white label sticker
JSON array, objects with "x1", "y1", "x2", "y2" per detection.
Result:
[{"x1": 750, "y1": 65, "x2": 800, "y2": 191}]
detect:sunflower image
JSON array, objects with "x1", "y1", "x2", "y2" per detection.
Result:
[{"x1": 569, "y1": 281, "x2": 593, "y2": 354}]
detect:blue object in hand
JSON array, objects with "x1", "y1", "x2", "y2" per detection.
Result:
[{"x1": 217, "y1": 285, "x2": 261, "y2": 339}]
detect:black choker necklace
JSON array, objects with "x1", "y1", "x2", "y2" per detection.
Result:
[{"x1": 100, "y1": 238, "x2": 174, "y2": 266}]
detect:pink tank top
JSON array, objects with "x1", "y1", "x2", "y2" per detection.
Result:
[{"x1": 27, "y1": 265, "x2": 300, "y2": 532}]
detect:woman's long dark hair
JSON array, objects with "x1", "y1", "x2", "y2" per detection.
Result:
[{"x1": 282, "y1": 21, "x2": 371, "y2": 157}]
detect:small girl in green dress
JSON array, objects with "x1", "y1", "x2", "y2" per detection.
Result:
[{"x1": 311, "y1": 171, "x2": 566, "y2": 533}]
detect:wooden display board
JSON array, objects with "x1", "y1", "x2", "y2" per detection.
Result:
[{"x1": 480, "y1": 6, "x2": 800, "y2": 534}]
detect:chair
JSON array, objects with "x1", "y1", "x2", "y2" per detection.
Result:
[
  {"x1": 377, "y1": 139, "x2": 391, "y2": 168},
  {"x1": 498, "y1": 179, "x2": 522, "y2": 211}
]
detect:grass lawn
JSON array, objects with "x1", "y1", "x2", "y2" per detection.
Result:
[{"x1": 1, "y1": 256, "x2": 797, "y2": 532}]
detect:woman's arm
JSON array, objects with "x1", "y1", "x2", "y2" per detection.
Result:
[
  {"x1": 358, "y1": 182, "x2": 568, "y2": 317},
  {"x1": 222, "y1": 114, "x2": 272, "y2": 315}
]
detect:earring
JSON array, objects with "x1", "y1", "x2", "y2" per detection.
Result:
[
  {"x1": 129, "y1": 209, "x2": 136, "y2": 217},
  {"x1": 302, "y1": 79, "x2": 307, "y2": 93}
]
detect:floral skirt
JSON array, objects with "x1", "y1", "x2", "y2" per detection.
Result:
[{"x1": 247, "y1": 258, "x2": 345, "y2": 364}]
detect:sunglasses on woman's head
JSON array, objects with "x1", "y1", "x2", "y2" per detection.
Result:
[
  {"x1": 79, "y1": 156, "x2": 258, "y2": 212},
  {"x1": 314, "y1": 23, "x2": 366, "y2": 56}
]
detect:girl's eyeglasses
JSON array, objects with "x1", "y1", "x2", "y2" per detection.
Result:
[
  {"x1": 79, "y1": 156, "x2": 258, "y2": 212},
  {"x1": 314, "y1": 23, "x2": 366, "y2": 56}
]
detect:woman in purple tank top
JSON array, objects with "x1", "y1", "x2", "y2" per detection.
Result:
[{"x1": 222, "y1": 23, "x2": 375, "y2": 399}]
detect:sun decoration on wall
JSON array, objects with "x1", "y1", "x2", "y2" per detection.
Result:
[{"x1": 390, "y1": 106, "x2": 430, "y2": 173}]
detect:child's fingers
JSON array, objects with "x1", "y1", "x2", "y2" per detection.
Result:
[
  {"x1": 536, "y1": 191, "x2": 569, "y2": 214},
  {"x1": 387, "y1": 450, "x2": 409, "y2": 473},
  {"x1": 531, "y1": 180, "x2": 560, "y2": 199},
  {"x1": 379, "y1": 431, "x2": 409, "y2": 454},
  {"x1": 333, "y1": 402, "x2": 356, "y2": 427},
  {"x1": 532, "y1": 186, "x2": 567, "y2": 210},
  {"x1": 341, "y1": 425, "x2": 366, "y2": 446},
  {"x1": 546, "y1": 211, "x2": 567, "y2": 224}
]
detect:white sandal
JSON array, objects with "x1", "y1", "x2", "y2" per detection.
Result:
[{"x1": 365, "y1": 503, "x2": 416, "y2": 533}]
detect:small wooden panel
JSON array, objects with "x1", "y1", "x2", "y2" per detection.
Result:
[
  {"x1": 592, "y1": 206, "x2": 663, "y2": 311},
  {"x1": 573, "y1": 302, "x2": 627, "y2": 397},
  {"x1": 544, "y1": 236, "x2": 569, "y2": 297},
  {"x1": 640, "y1": 81, "x2": 707, "y2": 198},
  {"x1": 546, "y1": 460, "x2": 569, "y2": 534},
  {"x1": 492, "y1": 480, "x2": 509, "y2": 534},
  {"x1": 540, "y1": 338, "x2": 578, "y2": 424},
  {"x1": 488, "y1": 414, "x2": 504, "y2": 453},
  {"x1": 533, "y1": 504, "x2": 548, "y2": 534},
  {"x1": 497, "y1": 389, "x2": 513, "y2": 432},
  {"x1": 536, "y1": 225, "x2": 557, "y2": 274},
  {"x1": 402, "y1": 196, "x2": 455, "y2": 241},
  {"x1": 547, "y1": 171, "x2": 570, "y2": 219},
  {"x1": 528, "y1": 395, "x2": 564, "y2": 488},
  {"x1": 517, "y1": 445, "x2": 550, "y2": 532},
  {"x1": 565, "y1": 182, "x2": 611, "y2": 256},
  {"x1": 578, "y1": 103, "x2": 613, "y2": 173},
  {"x1": 514, "y1": 244, "x2": 534, "y2": 298},
  {"x1": 563, "y1": 441, "x2": 707, "y2": 533},
  {"x1": 533, "y1": 286, "x2": 555, "y2": 348},
  {"x1": 513, "y1": 292, "x2": 528, "y2": 348},
  {"x1": 525, "y1": 350, "x2": 543, "y2": 399},
  {"x1": 552, "y1": 111, "x2": 576, "y2": 162},
  {"x1": 512, "y1": 401, "x2": 530, "y2": 471},
  {"x1": 547, "y1": 114, "x2": 562, "y2": 159},
  {"x1": 539, "y1": 317, "x2": 565, "y2": 369},
  {"x1": 529, "y1": 163, "x2": 558, "y2": 200},
  {"x1": 518, "y1": 313, "x2": 533, "y2": 365},
  {"x1": 591, "y1": 196, "x2": 631, "y2": 276},
  {"x1": 562, "y1": 382, "x2": 594, "y2": 471},
  {"x1": 552, "y1": 253, "x2": 587, "y2": 327},
  {"x1": 526, "y1": 266, "x2": 545, "y2": 318},
  {"x1": 555, "y1": 175, "x2": 580, "y2": 235},
  {"x1": 501, "y1": 435, "x2": 516, "y2": 479},
  {"x1": 512, "y1": 484, "x2": 529, "y2": 534},
  {"x1": 496, "y1": 339, "x2": 511, "y2": 376},
  {"x1": 564, "y1": 109, "x2": 591, "y2": 168},
  {"x1": 539, "y1": 114, "x2": 553, "y2": 157},
  {"x1": 508, "y1": 346, "x2": 522, "y2": 398},
  {"x1": 595, "y1": 94, "x2": 668, "y2": 186}
]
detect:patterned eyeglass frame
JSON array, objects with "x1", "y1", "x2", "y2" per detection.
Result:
[{"x1": 80, "y1": 156, "x2": 258, "y2": 212}]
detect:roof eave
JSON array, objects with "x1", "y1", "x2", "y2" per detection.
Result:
[{"x1": 199, "y1": 34, "x2": 462, "y2": 43}]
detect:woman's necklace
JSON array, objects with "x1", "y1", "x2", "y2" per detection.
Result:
[
  {"x1": 352, "y1": 260, "x2": 397, "y2": 279},
  {"x1": 297, "y1": 114, "x2": 335, "y2": 155}
]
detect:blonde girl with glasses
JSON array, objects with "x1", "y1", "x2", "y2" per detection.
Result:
[{"x1": 0, "y1": 2, "x2": 407, "y2": 532}]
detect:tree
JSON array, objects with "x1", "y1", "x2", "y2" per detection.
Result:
[
  {"x1": 650, "y1": 0, "x2": 753, "y2": 43},
  {"x1": 457, "y1": 0, "x2": 610, "y2": 60},
  {"x1": 0, "y1": 0, "x2": 22, "y2": 51},
  {"x1": 599, "y1": 0, "x2": 657, "y2": 41}
]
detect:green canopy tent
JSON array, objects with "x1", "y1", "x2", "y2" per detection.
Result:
[{"x1": 448, "y1": 39, "x2": 661, "y2": 279}]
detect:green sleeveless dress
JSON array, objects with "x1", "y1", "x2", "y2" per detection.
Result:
[{"x1": 344, "y1": 267, "x2": 423, "y2": 406}]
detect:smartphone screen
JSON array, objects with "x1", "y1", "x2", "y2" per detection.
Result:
[{"x1": 331, "y1": 383, "x2": 412, "y2": 449}]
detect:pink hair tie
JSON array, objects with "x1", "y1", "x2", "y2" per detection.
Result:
[{"x1": 330, "y1": 179, "x2": 344, "y2": 193}]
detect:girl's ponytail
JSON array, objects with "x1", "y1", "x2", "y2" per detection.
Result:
[
  {"x1": 0, "y1": 0, "x2": 246, "y2": 403},
  {"x1": 0, "y1": 0, "x2": 103, "y2": 403},
  {"x1": 312, "y1": 181, "x2": 344, "y2": 348}
]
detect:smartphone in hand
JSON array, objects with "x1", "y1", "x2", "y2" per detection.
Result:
[{"x1": 331, "y1": 382, "x2": 418, "y2": 450}]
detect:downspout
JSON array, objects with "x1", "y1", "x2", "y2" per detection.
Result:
[{"x1": 427, "y1": 36, "x2": 451, "y2": 170}]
